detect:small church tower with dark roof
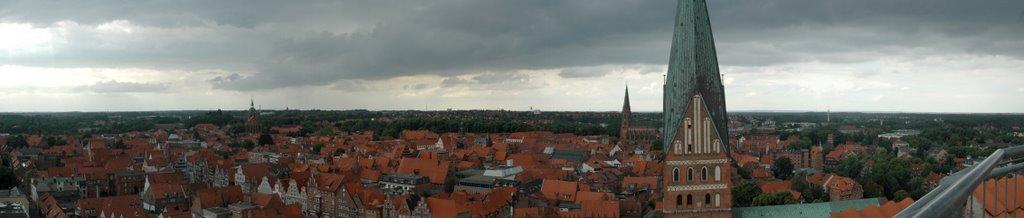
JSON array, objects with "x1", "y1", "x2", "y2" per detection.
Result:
[{"x1": 246, "y1": 99, "x2": 262, "y2": 135}]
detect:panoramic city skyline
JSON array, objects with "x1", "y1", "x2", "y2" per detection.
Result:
[{"x1": 2, "y1": 0, "x2": 1024, "y2": 113}]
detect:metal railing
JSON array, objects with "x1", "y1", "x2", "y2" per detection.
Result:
[{"x1": 896, "y1": 145, "x2": 1024, "y2": 218}]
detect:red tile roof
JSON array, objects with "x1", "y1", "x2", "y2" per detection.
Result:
[
  {"x1": 195, "y1": 186, "x2": 243, "y2": 209},
  {"x1": 252, "y1": 193, "x2": 285, "y2": 208},
  {"x1": 758, "y1": 180, "x2": 802, "y2": 200},
  {"x1": 541, "y1": 180, "x2": 579, "y2": 202},
  {"x1": 972, "y1": 176, "x2": 1024, "y2": 217},
  {"x1": 427, "y1": 197, "x2": 470, "y2": 218},
  {"x1": 77, "y1": 195, "x2": 145, "y2": 218},
  {"x1": 580, "y1": 200, "x2": 620, "y2": 218},
  {"x1": 251, "y1": 204, "x2": 304, "y2": 218},
  {"x1": 621, "y1": 176, "x2": 658, "y2": 191},
  {"x1": 513, "y1": 207, "x2": 558, "y2": 218},
  {"x1": 401, "y1": 130, "x2": 439, "y2": 141},
  {"x1": 831, "y1": 198, "x2": 914, "y2": 218},
  {"x1": 575, "y1": 191, "x2": 613, "y2": 203},
  {"x1": 396, "y1": 157, "x2": 450, "y2": 184}
]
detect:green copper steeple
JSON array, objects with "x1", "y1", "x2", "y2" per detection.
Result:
[{"x1": 663, "y1": 0, "x2": 728, "y2": 152}]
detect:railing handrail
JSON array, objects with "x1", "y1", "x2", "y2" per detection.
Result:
[{"x1": 895, "y1": 145, "x2": 1024, "y2": 218}]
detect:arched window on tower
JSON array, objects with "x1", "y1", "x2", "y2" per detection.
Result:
[
  {"x1": 686, "y1": 194, "x2": 693, "y2": 206},
  {"x1": 715, "y1": 193, "x2": 721, "y2": 207},
  {"x1": 676, "y1": 195, "x2": 683, "y2": 207},
  {"x1": 715, "y1": 166, "x2": 721, "y2": 181},
  {"x1": 687, "y1": 168, "x2": 694, "y2": 181},
  {"x1": 705, "y1": 194, "x2": 711, "y2": 206},
  {"x1": 702, "y1": 167, "x2": 708, "y2": 181},
  {"x1": 672, "y1": 168, "x2": 680, "y2": 182}
]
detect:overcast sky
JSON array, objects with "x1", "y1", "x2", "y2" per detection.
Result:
[{"x1": 2, "y1": 0, "x2": 1023, "y2": 113}]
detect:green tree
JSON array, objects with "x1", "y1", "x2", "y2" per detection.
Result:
[
  {"x1": 0, "y1": 167, "x2": 19, "y2": 190},
  {"x1": 5, "y1": 135, "x2": 28, "y2": 148},
  {"x1": 789, "y1": 138, "x2": 813, "y2": 150},
  {"x1": 893, "y1": 190, "x2": 911, "y2": 201},
  {"x1": 878, "y1": 140, "x2": 893, "y2": 150},
  {"x1": 258, "y1": 134, "x2": 274, "y2": 146},
  {"x1": 110, "y1": 140, "x2": 127, "y2": 149},
  {"x1": 311, "y1": 144, "x2": 324, "y2": 154},
  {"x1": 793, "y1": 175, "x2": 827, "y2": 202},
  {"x1": 732, "y1": 182, "x2": 763, "y2": 207},
  {"x1": 861, "y1": 181, "x2": 884, "y2": 198},
  {"x1": 751, "y1": 192, "x2": 796, "y2": 206},
  {"x1": 835, "y1": 156, "x2": 865, "y2": 179},
  {"x1": 772, "y1": 157, "x2": 794, "y2": 180}
]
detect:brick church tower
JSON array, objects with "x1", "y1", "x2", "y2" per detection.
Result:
[
  {"x1": 620, "y1": 85, "x2": 632, "y2": 140},
  {"x1": 661, "y1": 0, "x2": 734, "y2": 217}
]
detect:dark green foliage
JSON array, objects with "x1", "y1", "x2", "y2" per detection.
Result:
[
  {"x1": 0, "y1": 167, "x2": 18, "y2": 190},
  {"x1": 835, "y1": 156, "x2": 866, "y2": 179},
  {"x1": 44, "y1": 136, "x2": 67, "y2": 146},
  {"x1": 227, "y1": 140, "x2": 255, "y2": 150},
  {"x1": 893, "y1": 190, "x2": 911, "y2": 201},
  {"x1": 878, "y1": 139, "x2": 893, "y2": 150},
  {"x1": 5, "y1": 135, "x2": 28, "y2": 148},
  {"x1": 110, "y1": 140, "x2": 127, "y2": 149},
  {"x1": 788, "y1": 138, "x2": 813, "y2": 150},
  {"x1": 837, "y1": 154, "x2": 928, "y2": 200},
  {"x1": 311, "y1": 144, "x2": 324, "y2": 153},
  {"x1": 772, "y1": 157, "x2": 794, "y2": 180},
  {"x1": 258, "y1": 134, "x2": 274, "y2": 145},
  {"x1": 732, "y1": 181, "x2": 763, "y2": 207},
  {"x1": 186, "y1": 109, "x2": 237, "y2": 127},
  {"x1": 793, "y1": 175, "x2": 827, "y2": 202},
  {"x1": 751, "y1": 192, "x2": 796, "y2": 206}
]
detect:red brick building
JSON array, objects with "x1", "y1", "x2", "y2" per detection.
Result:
[{"x1": 662, "y1": 94, "x2": 734, "y2": 217}]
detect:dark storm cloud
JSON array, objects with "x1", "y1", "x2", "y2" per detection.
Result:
[
  {"x1": 210, "y1": 0, "x2": 675, "y2": 90},
  {"x1": 2, "y1": 0, "x2": 1022, "y2": 90},
  {"x1": 441, "y1": 77, "x2": 473, "y2": 87},
  {"x1": 706, "y1": 0, "x2": 1024, "y2": 67},
  {"x1": 559, "y1": 68, "x2": 608, "y2": 78},
  {"x1": 72, "y1": 80, "x2": 169, "y2": 93}
]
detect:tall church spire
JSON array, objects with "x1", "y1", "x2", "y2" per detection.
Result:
[
  {"x1": 663, "y1": 0, "x2": 728, "y2": 152},
  {"x1": 620, "y1": 85, "x2": 632, "y2": 140},
  {"x1": 622, "y1": 85, "x2": 631, "y2": 112}
]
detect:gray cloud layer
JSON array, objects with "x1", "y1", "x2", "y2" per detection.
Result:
[
  {"x1": 2, "y1": 0, "x2": 1023, "y2": 91},
  {"x1": 72, "y1": 80, "x2": 169, "y2": 93}
]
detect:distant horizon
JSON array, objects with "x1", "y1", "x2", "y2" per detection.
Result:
[{"x1": 1, "y1": 108, "x2": 1021, "y2": 115}]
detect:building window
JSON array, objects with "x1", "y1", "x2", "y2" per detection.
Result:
[
  {"x1": 676, "y1": 195, "x2": 683, "y2": 207},
  {"x1": 687, "y1": 168, "x2": 694, "y2": 181},
  {"x1": 686, "y1": 194, "x2": 693, "y2": 206},
  {"x1": 674, "y1": 140, "x2": 683, "y2": 155},
  {"x1": 702, "y1": 167, "x2": 708, "y2": 181},
  {"x1": 673, "y1": 168, "x2": 680, "y2": 182},
  {"x1": 715, "y1": 193, "x2": 721, "y2": 207},
  {"x1": 687, "y1": 144, "x2": 693, "y2": 153},
  {"x1": 715, "y1": 166, "x2": 721, "y2": 181},
  {"x1": 705, "y1": 194, "x2": 711, "y2": 206}
]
